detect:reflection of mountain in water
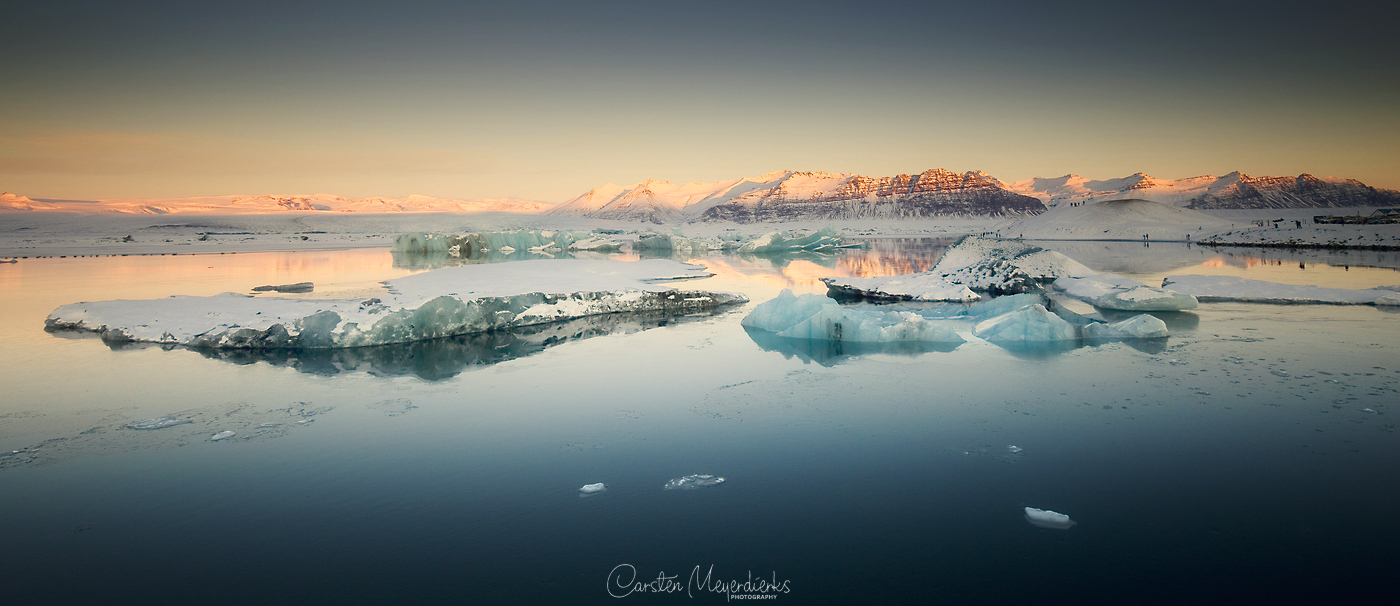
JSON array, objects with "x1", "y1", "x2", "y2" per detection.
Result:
[
  {"x1": 838, "y1": 238, "x2": 957, "y2": 277},
  {"x1": 159, "y1": 309, "x2": 727, "y2": 380}
]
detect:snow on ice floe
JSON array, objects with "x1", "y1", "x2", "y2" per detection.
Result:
[
  {"x1": 1053, "y1": 274, "x2": 1198, "y2": 311},
  {"x1": 1162, "y1": 275, "x2": 1400, "y2": 305},
  {"x1": 664, "y1": 475, "x2": 726, "y2": 490},
  {"x1": 823, "y1": 236, "x2": 1092, "y2": 300},
  {"x1": 742, "y1": 290, "x2": 964, "y2": 344},
  {"x1": 1082, "y1": 314, "x2": 1169, "y2": 340},
  {"x1": 45, "y1": 259, "x2": 747, "y2": 349},
  {"x1": 1024, "y1": 507, "x2": 1077, "y2": 530},
  {"x1": 579, "y1": 483, "x2": 607, "y2": 496}
]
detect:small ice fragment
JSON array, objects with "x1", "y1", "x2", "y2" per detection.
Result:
[
  {"x1": 579, "y1": 483, "x2": 607, "y2": 495},
  {"x1": 296, "y1": 419, "x2": 315, "y2": 425},
  {"x1": 664, "y1": 474, "x2": 726, "y2": 490},
  {"x1": 1362, "y1": 408, "x2": 1376, "y2": 414},
  {"x1": 1024, "y1": 507, "x2": 1077, "y2": 530},
  {"x1": 127, "y1": 417, "x2": 192, "y2": 430},
  {"x1": 1007, "y1": 445, "x2": 1023, "y2": 454},
  {"x1": 210, "y1": 431, "x2": 236, "y2": 441}
]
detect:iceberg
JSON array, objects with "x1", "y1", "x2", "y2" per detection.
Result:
[
  {"x1": 931, "y1": 236, "x2": 1095, "y2": 294},
  {"x1": 393, "y1": 230, "x2": 589, "y2": 257},
  {"x1": 972, "y1": 304, "x2": 1080, "y2": 343},
  {"x1": 664, "y1": 474, "x2": 726, "y2": 490},
  {"x1": 1162, "y1": 275, "x2": 1400, "y2": 305},
  {"x1": 742, "y1": 290, "x2": 964, "y2": 344},
  {"x1": 579, "y1": 483, "x2": 607, "y2": 495},
  {"x1": 46, "y1": 259, "x2": 747, "y2": 349},
  {"x1": 736, "y1": 227, "x2": 843, "y2": 254},
  {"x1": 1024, "y1": 507, "x2": 1077, "y2": 530},
  {"x1": 821, "y1": 274, "x2": 980, "y2": 302},
  {"x1": 1082, "y1": 314, "x2": 1170, "y2": 339}
]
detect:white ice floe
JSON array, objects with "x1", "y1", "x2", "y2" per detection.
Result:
[
  {"x1": 1053, "y1": 274, "x2": 1198, "y2": 311},
  {"x1": 972, "y1": 304, "x2": 1079, "y2": 343},
  {"x1": 46, "y1": 259, "x2": 747, "y2": 349},
  {"x1": 742, "y1": 290, "x2": 964, "y2": 344},
  {"x1": 1082, "y1": 314, "x2": 1170, "y2": 339},
  {"x1": 579, "y1": 483, "x2": 607, "y2": 495},
  {"x1": 664, "y1": 474, "x2": 726, "y2": 490},
  {"x1": 1162, "y1": 275, "x2": 1400, "y2": 305},
  {"x1": 1024, "y1": 507, "x2": 1077, "y2": 529},
  {"x1": 210, "y1": 431, "x2": 235, "y2": 441},
  {"x1": 127, "y1": 417, "x2": 192, "y2": 430}
]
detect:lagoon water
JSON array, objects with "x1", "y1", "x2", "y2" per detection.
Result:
[{"x1": 2, "y1": 240, "x2": 1398, "y2": 604}]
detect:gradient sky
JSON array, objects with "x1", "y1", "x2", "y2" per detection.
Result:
[{"x1": 3, "y1": 0, "x2": 1398, "y2": 201}]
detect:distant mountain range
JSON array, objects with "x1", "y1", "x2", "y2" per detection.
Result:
[
  {"x1": 0, "y1": 192, "x2": 550, "y2": 215},
  {"x1": 550, "y1": 170, "x2": 1400, "y2": 223},
  {"x1": 7, "y1": 169, "x2": 1398, "y2": 220}
]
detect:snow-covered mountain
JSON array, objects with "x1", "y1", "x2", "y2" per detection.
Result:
[
  {"x1": 549, "y1": 169, "x2": 1046, "y2": 223},
  {"x1": 0, "y1": 192, "x2": 553, "y2": 215},
  {"x1": 1007, "y1": 172, "x2": 1400, "y2": 210}
]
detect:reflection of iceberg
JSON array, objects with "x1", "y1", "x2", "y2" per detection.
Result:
[
  {"x1": 190, "y1": 308, "x2": 730, "y2": 380},
  {"x1": 742, "y1": 290, "x2": 963, "y2": 344},
  {"x1": 46, "y1": 260, "x2": 746, "y2": 349},
  {"x1": 744, "y1": 326, "x2": 961, "y2": 366},
  {"x1": 1024, "y1": 507, "x2": 1077, "y2": 530},
  {"x1": 664, "y1": 474, "x2": 726, "y2": 490}
]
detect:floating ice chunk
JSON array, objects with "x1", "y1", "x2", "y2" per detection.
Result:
[
  {"x1": 664, "y1": 474, "x2": 726, "y2": 490},
  {"x1": 742, "y1": 290, "x2": 963, "y2": 344},
  {"x1": 821, "y1": 274, "x2": 980, "y2": 302},
  {"x1": 973, "y1": 304, "x2": 1079, "y2": 342},
  {"x1": 1024, "y1": 507, "x2": 1077, "y2": 529},
  {"x1": 252, "y1": 282, "x2": 314, "y2": 294},
  {"x1": 1082, "y1": 314, "x2": 1169, "y2": 339},
  {"x1": 210, "y1": 431, "x2": 235, "y2": 441},
  {"x1": 295, "y1": 419, "x2": 315, "y2": 425},
  {"x1": 579, "y1": 483, "x2": 607, "y2": 495},
  {"x1": 930, "y1": 236, "x2": 1094, "y2": 294},
  {"x1": 1162, "y1": 275, "x2": 1400, "y2": 305},
  {"x1": 1054, "y1": 275, "x2": 1197, "y2": 311},
  {"x1": 959, "y1": 293, "x2": 1044, "y2": 320},
  {"x1": 1375, "y1": 293, "x2": 1400, "y2": 306},
  {"x1": 127, "y1": 417, "x2": 192, "y2": 430},
  {"x1": 569, "y1": 237, "x2": 624, "y2": 252},
  {"x1": 46, "y1": 260, "x2": 747, "y2": 349},
  {"x1": 1007, "y1": 445, "x2": 1023, "y2": 453},
  {"x1": 737, "y1": 228, "x2": 842, "y2": 254},
  {"x1": 1094, "y1": 286, "x2": 1197, "y2": 311}
]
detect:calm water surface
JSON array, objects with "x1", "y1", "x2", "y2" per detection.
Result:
[{"x1": 1, "y1": 239, "x2": 1397, "y2": 605}]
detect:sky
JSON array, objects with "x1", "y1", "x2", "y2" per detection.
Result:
[{"x1": 3, "y1": 0, "x2": 1398, "y2": 202}]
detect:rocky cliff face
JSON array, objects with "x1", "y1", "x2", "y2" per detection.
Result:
[
  {"x1": 552, "y1": 169, "x2": 1047, "y2": 223},
  {"x1": 1185, "y1": 173, "x2": 1400, "y2": 209}
]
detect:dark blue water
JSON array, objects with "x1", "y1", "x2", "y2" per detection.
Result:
[{"x1": 2, "y1": 241, "x2": 1398, "y2": 605}]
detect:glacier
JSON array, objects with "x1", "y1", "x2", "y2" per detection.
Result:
[
  {"x1": 45, "y1": 259, "x2": 747, "y2": 349},
  {"x1": 741, "y1": 290, "x2": 963, "y2": 344}
]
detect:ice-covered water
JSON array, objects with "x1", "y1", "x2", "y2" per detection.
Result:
[{"x1": 2, "y1": 239, "x2": 1399, "y2": 604}]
